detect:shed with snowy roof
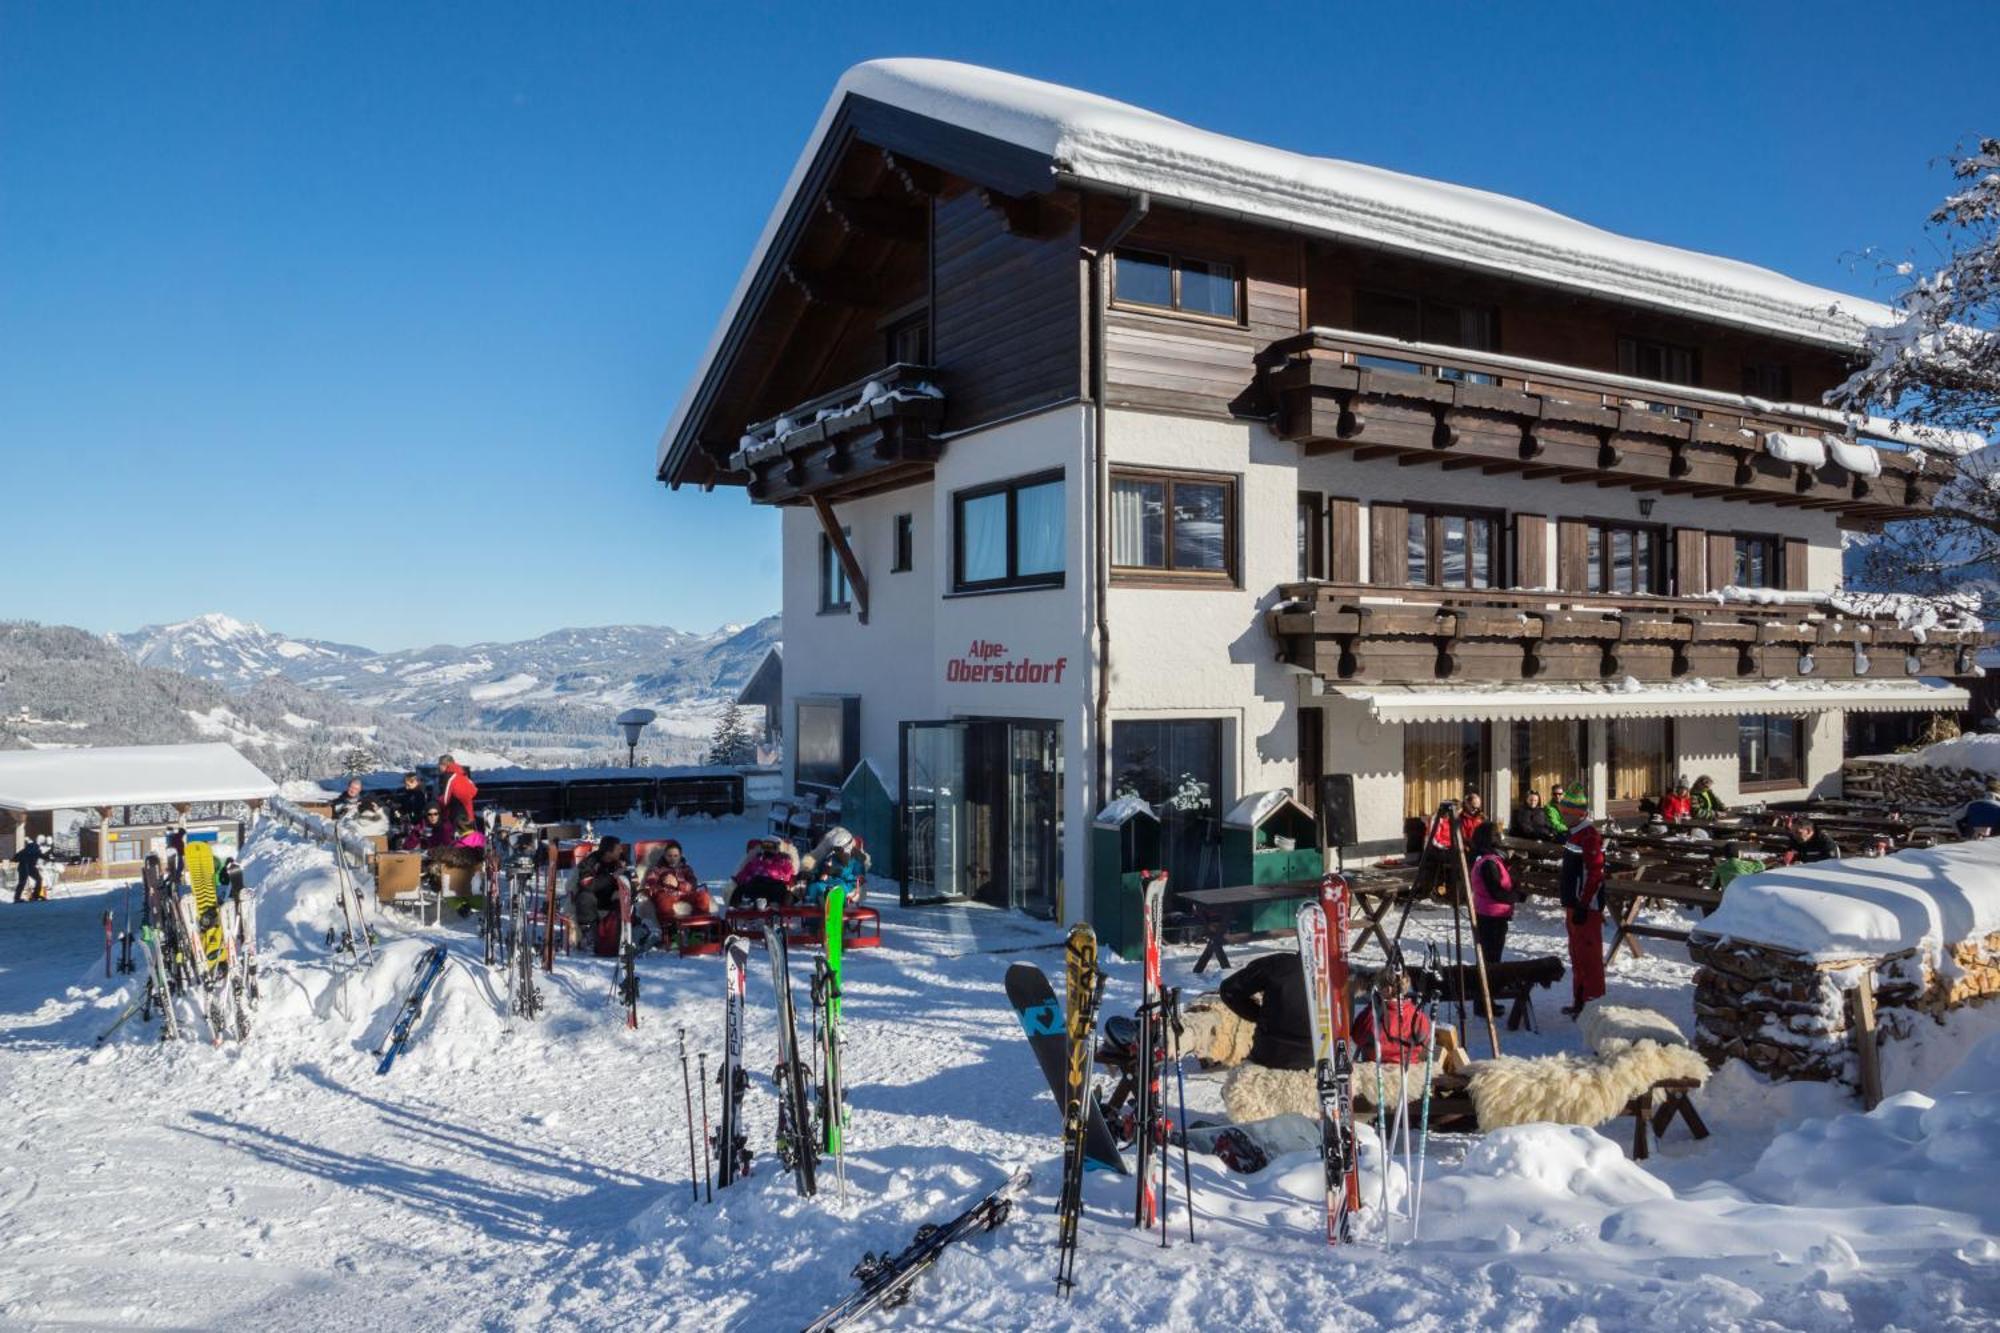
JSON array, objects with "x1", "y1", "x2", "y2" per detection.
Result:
[{"x1": 1091, "y1": 795, "x2": 1162, "y2": 959}]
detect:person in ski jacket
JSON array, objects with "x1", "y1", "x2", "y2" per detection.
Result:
[
  {"x1": 641, "y1": 839, "x2": 713, "y2": 918},
  {"x1": 1660, "y1": 776, "x2": 1694, "y2": 824},
  {"x1": 730, "y1": 836, "x2": 800, "y2": 907},
  {"x1": 393, "y1": 772, "x2": 430, "y2": 832},
  {"x1": 1555, "y1": 783, "x2": 1606, "y2": 1016},
  {"x1": 1708, "y1": 842, "x2": 1761, "y2": 899},
  {"x1": 12, "y1": 837, "x2": 47, "y2": 903},
  {"x1": 1507, "y1": 790, "x2": 1557, "y2": 843},
  {"x1": 436, "y1": 755, "x2": 478, "y2": 826},
  {"x1": 1543, "y1": 784, "x2": 1570, "y2": 837},
  {"x1": 331, "y1": 778, "x2": 368, "y2": 823},
  {"x1": 1350, "y1": 968, "x2": 1432, "y2": 1067},
  {"x1": 1468, "y1": 822, "x2": 1517, "y2": 967},
  {"x1": 1783, "y1": 819, "x2": 1840, "y2": 864},
  {"x1": 403, "y1": 803, "x2": 451, "y2": 851},
  {"x1": 1217, "y1": 950, "x2": 1313, "y2": 1070},
  {"x1": 572, "y1": 835, "x2": 628, "y2": 931},
  {"x1": 1690, "y1": 774, "x2": 1725, "y2": 820}
]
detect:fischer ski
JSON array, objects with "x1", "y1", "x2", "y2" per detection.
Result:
[
  {"x1": 376, "y1": 946, "x2": 448, "y2": 1074},
  {"x1": 1298, "y1": 873, "x2": 1361, "y2": 1245},
  {"x1": 716, "y1": 935, "x2": 753, "y2": 1186},
  {"x1": 1055, "y1": 923, "x2": 1107, "y2": 1295},
  {"x1": 1133, "y1": 872, "x2": 1168, "y2": 1236},
  {"x1": 804, "y1": 1169, "x2": 1030, "y2": 1332},
  {"x1": 763, "y1": 919, "x2": 818, "y2": 1198}
]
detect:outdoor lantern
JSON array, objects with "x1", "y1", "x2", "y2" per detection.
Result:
[
  {"x1": 1854, "y1": 641, "x2": 1871, "y2": 675},
  {"x1": 616, "y1": 707, "x2": 657, "y2": 768},
  {"x1": 1907, "y1": 652, "x2": 1923, "y2": 675},
  {"x1": 1797, "y1": 650, "x2": 1815, "y2": 676}
]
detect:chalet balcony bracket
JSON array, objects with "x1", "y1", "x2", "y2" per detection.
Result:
[
  {"x1": 1794, "y1": 465, "x2": 1816, "y2": 494},
  {"x1": 1852, "y1": 474, "x2": 1873, "y2": 500},
  {"x1": 1335, "y1": 391, "x2": 1362, "y2": 440},
  {"x1": 1434, "y1": 638, "x2": 1460, "y2": 679},
  {"x1": 1338, "y1": 641, "x2": 1363, "y2": 679},
  {"x1": 1734, "y1": 458, "x2": 1756, "y2": 487},
  {"x1": 1668, "y1": 443, "x2": 1693, "y2": 478},
  {"x1": 1430, "y1": 406, "x2": 1458, "y2": 450},
  {"x1": 1522, "y1": 643, "x2": 1545, "y2": 678},
  {"x1": 811, "y1": 495, "x2": 870, "y2": 626},
  {"x1": 1600, "y1": 646, "x2": 1623, "y2": 678},
  {"x1": 1596, "y1": 431, "x2": 1624, "y2": 471},
  {"x1": 1520, "y1": 424, "x2": 1546, "y2": 461}
]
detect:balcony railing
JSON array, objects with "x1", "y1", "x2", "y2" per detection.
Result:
[
  {"x1": 1257, "y1": 329, "x2": 1950, "y2": 525},
  {"x1": 727, "y1": 363, "x2": 946, "y2": 504},
  {"x1": 1268, "y1": 581, "x2": 1984, "y2": 686}
]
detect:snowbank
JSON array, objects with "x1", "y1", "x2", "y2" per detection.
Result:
[{"x1": 1883, "y1": 731, "x2": 2000, "y2": 777}]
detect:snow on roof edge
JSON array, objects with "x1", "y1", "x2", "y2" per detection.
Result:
[
  {"x1": 0, "y1": 743, "x2": 278, "y2": 812},
  {"x1": 661, "y1": 58, "x2": 1907, "y2": 475}
]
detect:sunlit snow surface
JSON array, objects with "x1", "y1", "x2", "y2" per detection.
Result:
[{"x1": 2, "y1": 811, "x2": 1997, "y2": 1329}]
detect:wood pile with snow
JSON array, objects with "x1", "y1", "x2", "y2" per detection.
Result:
[
  {"x1": 1689, "y1": 841, "x2": 2000, "y2": 1087},
  {"x1": 1843, "y1": 754, "x2": 1986, "y2": 809}
]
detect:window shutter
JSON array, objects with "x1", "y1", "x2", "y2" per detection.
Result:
[
  {"x1": 1707, "y1": 532, "x2": 1734, "y2": 591},
  {"x1": 1329, "y1": 497, "x2": 1361, "y2": 583},
  {"x1": 1674, "y1": 528, "x2": 1708, "y2": 596},
  {"x1": 1513, "y1": 514, "x2": 1548, "y2": 590},
  {"x1": 1370, "y1": 503, "x2": 1408, "y2": 586},
  {"x1": 1557, "y1": 519, "x2": 1590, "y2": 592},
  {"x1": 1782, "y1": 537, "x2": 1809, "y2": 590}
]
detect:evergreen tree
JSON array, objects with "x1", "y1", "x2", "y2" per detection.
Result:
[{"x1": 705, "y1": 707, "x2": 757, "y2": 767}]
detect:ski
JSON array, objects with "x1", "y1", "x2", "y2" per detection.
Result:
[
  {"x1": 716, "y1": 935, "x2": 753, "y2": 1186},
  {"x1": 1298, "y1": 874, "x2": 1361, "y2": 1245},
  {"x1": 376, "y1": 946, "x2": 448, "y2": 1075},
  {"x1": 1055, "y1": 923, "x2": 1107, "y2": 1295},
  {"x1": 117, "y1": 880, "x2": 137, "y2": 974},
  {"x1": 141, "y1": 923, "x2": 180, "y2": 1042},
  {"x1": 1133, "y1": 871, "x2": 1168, "y2": 1234},
  {"x1": 763, "y1": 919, "x2": 819, "y2": 1198},
  {"x1": 229, "y1": 861, "x2": 258, "y2": 1005},
  {"x1": 1002, "y1": 963, "x2": 1125, "y2": 1173},
  {"x1": 512, "y1": 857, "x2": 542, "y2": 1021},
  {"x1": 1324, "y1": 872, "x2": 1362, "y2": 1230},
  {"x1": 818, "y1": 881, "x2": 849, "y2": 1180},
  {"x1": 617, "y1": 872, "x2": 639, "y2": 1029},
  {"x1": 804, "y1": 1169, "x2": 1031, "y2": 1333}
]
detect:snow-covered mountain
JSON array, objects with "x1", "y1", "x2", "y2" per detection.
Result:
[
  {"x1": 108, "y1": 613, "x2": 783, "y2": 764},
  {"x1": 113, "y1": 613, "x2": 374, "y2": 688}
]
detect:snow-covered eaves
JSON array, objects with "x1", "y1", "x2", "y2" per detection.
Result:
[
  {"x1": 0, "y1": 743, "x2": 278, "y2": 813},
  {"x1": 1328, "y1": 678, "x2": 1969, "y2": 724},
  {"x1": 660, "y1": 58, "x2": 1914, "y2": 478},
  {"x1": 1221, "y1": 788, "x2": 1308, "y2": 830}
]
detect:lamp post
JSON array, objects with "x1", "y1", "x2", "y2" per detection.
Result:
[{"x1": 616, "y1": 708, "x2": 657, "y2": 769}]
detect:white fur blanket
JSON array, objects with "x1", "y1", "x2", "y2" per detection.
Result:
[
  {"x1": 1465, "y1": 1040, "x2": 1710, "y2": 1132},
  {"x1": 1580, "y1": 1003, "x2": 1688, "y2": 1054},
  {"x1": 1222, "y1": 1060, "x2": 1441, "y2": 1124}
]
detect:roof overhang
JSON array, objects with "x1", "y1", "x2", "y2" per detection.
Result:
[
  {"x1": 0, "y1": 743, "x2": 278, "y2": 813},
  {"x1": 1321, "y1": 679, "x2": 1971, "y2": 725}
]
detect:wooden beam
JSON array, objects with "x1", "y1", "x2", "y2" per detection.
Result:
[
  {"x1": 978, "y1": 188, "x2": 1043, "y2": 236},
  {"x1": 781, "y1": 262, "x2": 885, "y2": 310},
  {"x1": 810, "y1": 495, "x2": 870, "y2": 625},
  {"x1": 881, "y1": 150, "x2": 942, "y2": 198},
  {"x1": 823, "y1": 191, "x2": 925, "y2": 243}
]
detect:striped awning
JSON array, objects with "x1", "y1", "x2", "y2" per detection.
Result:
[{"x1": 1324, "y1": 678, "x2": 1970, "y2": 724}]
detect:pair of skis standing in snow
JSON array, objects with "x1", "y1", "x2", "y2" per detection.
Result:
[{"x1": 97, "y1": 842, "x2": 260, "y2": 1047}]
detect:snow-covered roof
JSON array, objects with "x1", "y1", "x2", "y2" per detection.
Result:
[
  {"x1": 662, "y1": 58, "x2": 1908, "y2": 473},
  {"x1": 1694, "y1": 839, "x2": 2000, "y2": 962},
  {"x1": 0, "y1": 743, "x2": 277, "y2": 812},
  {"x1": 1093, "y1": 793, "x2": 1160, "y2": 828},
  {"x1": 1222, "y1": 788, "x2": 1306, "y2": 830},
  {"x1": 1329, "y1": 678, "x2": 1969, "y2": 724}
]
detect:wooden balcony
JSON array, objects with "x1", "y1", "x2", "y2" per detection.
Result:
[
  {"x1": 1269, "y1": 582, "x2": 1984, "y2": 687},
  {"x1": 1257, "y1": 330, "x2": 1949, "y2": 527},
  {"x1": 727, "y1": 363, "x2": 946, "y2": 504}
]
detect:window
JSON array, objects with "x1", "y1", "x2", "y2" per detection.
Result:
[
  {"x1": 1585, "y1": 522, "x2": 1667, "y2": 595},
  {"x1": 1739, "y1": 716, "x2": 1802, "y2": 787},
  {"x1": 886, "y1": 313, "x2": 930, "y2": 367},
  {"x1": 1404, "y1": 507, "x2": 1500, "y2": 588},
  {"x1": 1112, "y1": 717, "x2": 1224, "y2": 890},
  {"x1": 1513, "y1": 719, "x2": 1587, "y2": 810},
  {"x1": 818, "y1": 528, "x2": 853, "y2": 612},
  {"x1": 1732, "y1": 533, "x2": 1778, "y2": 589},
  {"x1": 1356, "y1": 290, "x2": 1499, "y2": 383},
  {"x1": 1298, "y1": 491, "x2": 1326, "y2": 580},
  {"x1": 892, "y1": 514, "x2": 914, "y2": 573},
  {"x1": 952, "y1": 471, "x2": 1065, "y2": 592},
  {"x1": 1404, "y1": 721, "x2": 1488, "y2": 820},
  {"x1": 1741, "y1": 362, "x2": 1793, "y2": 400},
  {"x1": 1608, "y1": 718, "x2": 1674, "y2": 809},
  {"x1": 1112, "y1": 249, "x2": 1240, "y2": 321},
  {"x1": 795, "y1": 697, "x2": 860, "y2": 791},
  {"x1": 1618, "y1": 335, "x2": 1700, "y2": 387},
  {"x1": 1110, "y1": 469, "x2": 1235, "y2": 581}
]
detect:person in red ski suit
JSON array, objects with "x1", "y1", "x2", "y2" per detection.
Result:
[
  {"x1": 436, "y1": 754, "x2": 478, "y2": 826},
  {"x1": 1351, "y1": 969, "x2": 1433, "y2": 1066},
  {"x1": 1659, "y1": 776, "x2": 1694, "y2": 823},
  {"x1": 1556, "y1": 783, "x2": 1606, "y2": 1016},
  {"x1": 642, "y1": 839, "x2": 713, "y2": 919}
]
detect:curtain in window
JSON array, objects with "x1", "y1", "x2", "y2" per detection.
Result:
[
  {"x1": 1015, "y1": 480, "x2": 1065, "y2": 576},
  {"x1": 960, "y1": 492, "x2": 1007, "y2": 583},
  {"x1": 1404, "y1": 722, "x2": 1486, "y2": 819},
  {"x1": 1112, "y1": 478, "x2": 1163, "y2": 567},
  {"x1": 1608, "y1": 718, "x2": 1671, "y2": 804},
  {"x1": 1513, "y1": 719, "x2": 1585, "y2": 808}
]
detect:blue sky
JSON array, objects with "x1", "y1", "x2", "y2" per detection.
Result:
[{"x1": 0, "y1": 1, "x2": 1989, "y2": 650}]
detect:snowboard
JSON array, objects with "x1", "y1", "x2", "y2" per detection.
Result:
[{"x1": 1003, "y1": 962, "x2": 1126, "y2": 1174}]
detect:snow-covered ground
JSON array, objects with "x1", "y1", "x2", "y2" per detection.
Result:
[{"x1": 1, "y1": 813, "x2": 1996, "y2": 1330}]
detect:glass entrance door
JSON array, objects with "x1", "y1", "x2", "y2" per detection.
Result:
[
  {"x1": 1005, "y1": 722, "x2": 1062, "y2": 918},
  {"x1": 901, "y1": 721, "x2": 969, "y2": 904}
]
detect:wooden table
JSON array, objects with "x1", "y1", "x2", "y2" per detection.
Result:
[
  {"x1": 1175, "y1": 880, "x2": 1325, "y2": 973},
  {"x1": 1603, "y1": 878, "x2": 1724, "y2": 961}
]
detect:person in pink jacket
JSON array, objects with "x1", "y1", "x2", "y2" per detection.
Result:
[{"x1": 730, "y1": 836, "x2": 800, "y2": 907}]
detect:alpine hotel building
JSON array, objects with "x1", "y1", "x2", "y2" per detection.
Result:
[{"x1": 658, "y1": 61, "x2": 1981, "y2": 923}]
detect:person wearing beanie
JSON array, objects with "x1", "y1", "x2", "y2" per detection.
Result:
[
  {"x1": 1554, "y1": 782, "x2": 1606, "y2": 1016},
  {"x1": 572, "y1": 835, "x2": 628, "y2": 932},
  {"x1": 1959, "y1": 781, "x2": 2000, "y2": 839}
]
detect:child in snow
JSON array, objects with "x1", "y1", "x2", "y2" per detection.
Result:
[
  {"x1": 1351, "y1": 967, "x2": 1433, "y2": 1067},
  {"x1": 642, "y1": 840, "x2": 713, "y2": 920},
  {"x1": 730, "y1": 836, "x2": 800, "y2": 907}
]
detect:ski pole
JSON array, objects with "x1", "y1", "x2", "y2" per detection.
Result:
[
  {"x1": 1169, "y1": 988, "x2": 1195, "y2": 1242},
  {"x1": 104, "y1": 910, "x2": 114, "y2": 977},
  {"x1": 679, "y1": 1027, "x2": 699, "y2": 1203},
  {"x1": 1371, "y1": 989, "x2": 1388, "y2": 1229},
  {"x1": 1413, "y1": 945, "x2": 1441, "y2": 1240},
  {"x1": 698, "y1": 1051, "x2": 714, "y2": 1203}
]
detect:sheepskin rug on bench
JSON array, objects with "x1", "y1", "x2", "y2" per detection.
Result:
[{"x1": 1464, "y1": 1002, "x2": 1710, "y2": 1132}]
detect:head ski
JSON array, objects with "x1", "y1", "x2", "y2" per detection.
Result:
[
  {"x1": 716, "y1": 936, "x2": 753, "y2": 1187},
  {"x1": 376, "y1": 946, "x2": 448, "y2": 1075}
]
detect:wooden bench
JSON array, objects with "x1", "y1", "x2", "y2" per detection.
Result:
[
  {"x1": 1623, "y1": 1077, "x2": 1709, "y2": 1160},
  {"x1": 1602, "y1": 878, "x2": 1723, "y2": 962},
  {"x1": 1421, "y1": 955, "x2": 1566, "y2": 1033}
]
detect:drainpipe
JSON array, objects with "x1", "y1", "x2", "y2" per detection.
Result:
[{"x1": 1088, "y1": 192, "x2": 1150, "y2": 861}]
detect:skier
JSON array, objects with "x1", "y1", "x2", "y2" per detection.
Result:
[
  {"x1": 1782, "y1": 818, "x2": 1841, "y2": 865},
  {"x1": 1216, "y1": 949, "x2": 1314, "y2": 1122},
  {"x1": 641, "y1": 840, "x2": 713, "y2": 920},
  {"x1": 1689, "y1": 774, "x2": 1726, "y2": 820},
  {"x1": 1466, "y1": 822, "x2": 1517, "y2": 967},
  {"x1": 1659, "y1": 776, "x2": 1694, "y2": 823},
  {"x1": 800, "y1": 839, "x2": 865, "y2": 907},
  {"x1": 729, "y1": 836, "x2": 801, "y2": 908},
  {"x1": 1555, "y1": 783, "x2": 1605, "y2": 1017},
  {"x1": 436, "y1": 754, "x2": 479, "y2": 826},
  {"x1": 1349, "y1": 968, "x2": 1431, "y2": 1065},
  {"x1": 391, "y1": 771, "x2": 430, "y2": 835},
  {"x1": 12, "y1": 836, "x2": 48, "y2": 903},
  {"x1": 571, "y1": 835, "x2": 629, "y2": 937},
  {"x1": 331, "y1": 778, "x2": 369, "y2": 822}
]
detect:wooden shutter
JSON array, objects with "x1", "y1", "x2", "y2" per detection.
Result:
[
  {"x1": 1329, "y1": 497, "x2": 1361, "y2": 583},
  {"x1": 1370, "y1": 502, "x2": 1408, "y2": 586},
  {"x1": 1513, "y1": 514, "x2": 1548, "y2": 590},
  {"x1": 1557, "y1": 519, "x2": 1591, "y2": 592},
  {"x1": 1782, "y1": 537, "x2": 1809, "y2": 590},
  {"x1": 1707, "y1": 532, "x2": 1734, "y2": 591},
  {"x1": 1674, "y1": 528, "x2": 1708, "y2": 596}
]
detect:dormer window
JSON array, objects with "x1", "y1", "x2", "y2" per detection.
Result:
[{"x1": 1113, "y1": 250, "x2": 1240, "y2": 322}]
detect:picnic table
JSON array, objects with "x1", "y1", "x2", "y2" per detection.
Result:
[
  {"x1": 1175, "y1": 865, "x2": 1422, "y2": 972},
  {"x1": 1602, "y1": 878, "x2": 1723, "y2": 961}
]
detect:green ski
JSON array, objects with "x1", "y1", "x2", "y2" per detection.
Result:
[{"x1": 816, "y1": 882, "x2": 849, "y2": 1193}]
